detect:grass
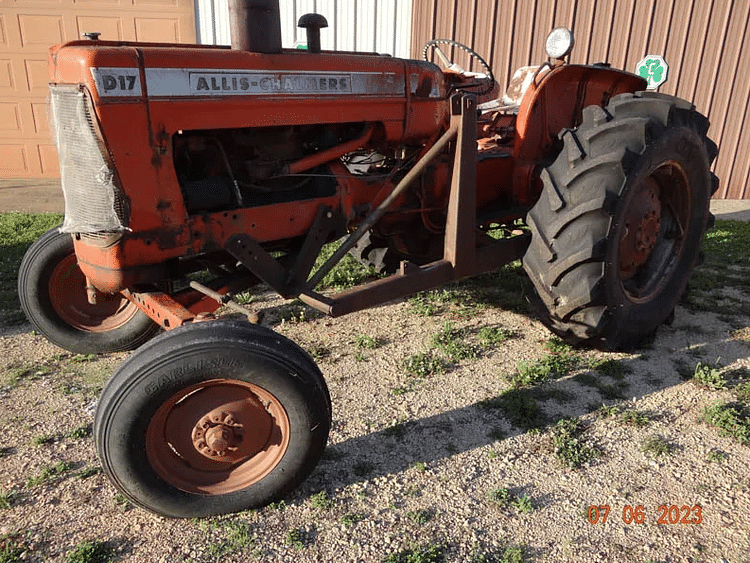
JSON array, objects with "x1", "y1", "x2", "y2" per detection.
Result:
[
  {"x1": 312, "y1": 239, "x2": 379, "y2": 290},
  {"x1": 284, "y1": 527, "x2": 305, "y2": 549},
  {"x1": 199, "y1": 519, "x2": 255, "y2": 559},
  {"x1": 0, "y1": 533, "x2": 30, "y2": 563},
  {"x1": 470, "y1": 545, "x2": 526, "y2": 563},
  {"x1": 0, "y1": 490, "x2": 18, "y2": 510},
  {"x1": 310, "y1": 490, "x2": 335, "y2": 510},
  {"x1": 355, "y1": 334, "x2": 382, "y2": 349},
  {"x1": 341, "y1": 513, "x2": 365, "y2": 528},
  {"x1": 477, "y1": 326, "x2": 516, "y2": 346},
  {"x1": 641, "y1": 435, "x2": 676, "y2": 457},
  {"x1": 430, "y1": 322, "x2": 479, "y2": 361},
  {"x1": 0, "y1": 212, "x2": 64, "y2": 325},
  {"x1": 402, "y1": 351, "x2": 447, "y2": 378},
  {"x1": 479, "y1": 389, "x2": 547, "y2": 430},
  {"x1": 65, "y1": 540, "x2": 114, "y2": 563},
  {"x1": 511, "y1": 352, "x2": 579, "y2": 388},
  {"x1": 685, "y1": 220, "x2": 750, "y2": 312},
  {"x1": 618, "y1": 410, "x2": 652, "y2": 427},
  {"x1": 31, "y1": 434, "x2": 55, "y2": 446},
  {"x1": 702, "y1": 401, "x2": 750, "y2": 444},
  {"x1": 406, "y1": 509, "x2": 433, "y2": 524},
  {"x1": 382, "y1": 543, "x2": 444, "y2": 563},
  {"x1": 487, "y1": 488, "x2": 533, "y2": 513},
  {"x1": 26, "y1": 461, "x2": 74, "y2": 487},
  {"x1": 551, "y1": 419, "x2": 598, "y2": 468}
]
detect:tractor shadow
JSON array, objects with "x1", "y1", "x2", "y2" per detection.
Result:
[{"x1": 301, "y1": 296, "x2": 750, "y2": 498}]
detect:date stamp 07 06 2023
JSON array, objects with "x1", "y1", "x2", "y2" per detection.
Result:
[{"x1": 587, "y1": 504, "x2": 703, "y2": 525}]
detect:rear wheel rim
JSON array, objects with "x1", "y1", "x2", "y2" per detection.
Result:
[
  {"x1": 48, "y1": 254, "x2": 139, "y2": 332},
  {"x1": 618, "y1": 161, "x2": 691, "y2": 302},
  {"x1": 146, "y1": 379, "x2": 291, "y2": 495}
]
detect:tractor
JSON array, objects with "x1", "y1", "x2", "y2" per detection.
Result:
[{"x1": 18, "y1": 0, "x2": 717, "y2": 517}]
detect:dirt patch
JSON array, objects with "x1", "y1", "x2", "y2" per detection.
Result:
[{"x1": 1, "y1": 274, "x2": 750, "y2": 562}]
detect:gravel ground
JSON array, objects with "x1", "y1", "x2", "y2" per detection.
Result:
[{"x1": 1, "y1": 260, "x2": 750, "y2": 562}]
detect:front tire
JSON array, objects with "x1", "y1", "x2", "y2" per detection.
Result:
[
  {"x1": 18, "y1": 227, "x2": 158, "y2": 354},
  {"x1": 94, "y1": 320, "x2": 331, "y2": 518},
  {"x1": 523, "y1": 92, "x2": 718, "y2": 350}
]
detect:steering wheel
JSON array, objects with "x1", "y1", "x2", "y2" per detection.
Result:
[{"x1": 422, "y1": 39, "x2": 495, "y2": 95}]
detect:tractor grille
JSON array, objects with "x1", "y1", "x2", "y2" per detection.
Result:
[{"x1": 49, "y1": 86, "x2": 128, "y2": 233}]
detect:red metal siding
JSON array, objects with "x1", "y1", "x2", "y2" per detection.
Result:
[{"x1": 412, "y1": 0, "x2": 750, "y2": 199}]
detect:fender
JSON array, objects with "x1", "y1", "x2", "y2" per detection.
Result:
[{"x1": 512, "y1": 64, "x2": 647, "y2": 206}]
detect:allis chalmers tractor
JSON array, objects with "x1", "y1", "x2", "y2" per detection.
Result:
[{"x1": 19, "y1": 0, "x2": 717, "y2": 517}]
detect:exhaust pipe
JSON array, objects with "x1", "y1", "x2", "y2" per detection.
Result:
[{"x1": 228, "y1": 0, "x2": 282, "y2": 53}]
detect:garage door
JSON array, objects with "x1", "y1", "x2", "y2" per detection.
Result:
[{"x1": 0, "y1": 0, "x2": 196, "y2": 178}]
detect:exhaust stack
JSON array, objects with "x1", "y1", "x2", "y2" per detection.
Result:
[{"x1": 228, "y1": 0, "x2": 282, "y2": 53}]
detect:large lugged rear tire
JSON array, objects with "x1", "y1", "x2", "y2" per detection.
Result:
[
  {"x1": 18, "y1": 227, "x2": 158, "y2": 354},
  {"x1": 94, "y1": 320, "x2": 331, "y2": 518},
  {"x1": 523, "y1": 92, "x2": 718, "y2": 350}
]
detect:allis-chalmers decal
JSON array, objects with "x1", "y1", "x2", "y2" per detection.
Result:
[
  {"x1": 191, "y1": 72, "x2": 351, "y2": 93},
  {"x1": 90, "y1": 67, "x2": 403, "y2": 98}
]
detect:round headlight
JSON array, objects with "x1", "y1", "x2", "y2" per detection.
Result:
[{"x1": 546, "y1": 27, "x2": 575, "y2": 59}]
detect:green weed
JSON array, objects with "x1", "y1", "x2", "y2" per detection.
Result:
[
  {"x1": 310, "y1": 490, "x2": 335, "y2": 510},
  {"x1": 355, "y1": 334, "x2": 382, "y2": 349},
  {"x1": 205, "y1": 519, "x2": 254, "y2": 559},
  {"x1": 552, "y1": 419, "x2": 598, "y2": 468},
  {"x1": 692, "y1": 360, "x2": 725, "y2": 389},
  {"x1": 618, "y1": 410, "x2": 652, "y2": 427},
  {"x1": 313, "y1": 240, "x2": 377, "y2": 290},
  {"x1": 382, "y1": 543, "x2": 444, "y2": 563},
  {"x1": 480, "y1": 389, "x2": 547, "y2": 430},
  {"x1": 512, "y1": 352, "x2": 579, "y2": 388},
  {"x1": 470, "y1": 545, "x2": 526, "y2": 563},
  {"x1": 26, "y1": 461, "x2": 74, "y2": 487},
  {"x1": 67, "y1": 425, "x2": 92, "y2": 440},
  {"x1": 477, "y1": 326, "x2": 516, "y2": 346},
  {"x1": 487, "y1": 487, "x2": 531, "y2": 513},
  {"x1": 641, "y1": 435, "x2": 676, "y2": 457},
  {"x1": 65, "y1": 540, "x2": 114, "y2": 563},
  {"x1": 284, "y1": 527, "x2": 305, "y2": 550},
  {"x1": 77, "y1": 467, "x2": 101, "y2": 480},
  {"x1": 0, "y1": 490, "x2": 18, "y2": 510},
  {"x1": 707, "y1": 450, "x2": 728, "y2": 463},
  {"x1": 406, "y1": 509, "x2": 432, "y2": 525},
  {"x1": 735, "y1": 381, "x2": 750, "y2": 402},
  {"x1": 402, "y1": 352, "x2": 447, "y2": 378},
  {"x1": 31, "y1": 434, "x2": 55, "y2": 446},
  {"x1": 384, "y1": 421, "x2": 407, "y2": 440},
  {"x1": 341, "y1": 513, "x2": 365, "y2": 528},
  {"x1": 0, "y1": 532, "x2": 30, "y2": 563},
  {"x1": 430, "y1": 322, "x2": 479, "y2": 361},
  {"x1": 702, "y1": 401, "x2": 750, "y2": 444}
]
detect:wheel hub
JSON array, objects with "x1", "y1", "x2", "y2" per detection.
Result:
[
  {"x1": 620, "y1": 177, "x2": 661, "y2": 278},
  {"x1": 192, "y1": 410, "x2": 246, "y2": 459}
]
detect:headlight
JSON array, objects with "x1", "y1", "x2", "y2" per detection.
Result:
[{"x1": 545, "y1": 28, "x2": 575, "y2": 60}]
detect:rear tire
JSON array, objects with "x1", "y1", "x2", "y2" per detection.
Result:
[
  {"x1": 523, "y1": 92, "x2": 718, "y2": 350},
  {"x1": 18, "y1": 227, "x2": 158, "y2": 354},
  {"x1": 94, "y1": 320, "x2": 331, "y2": 518}
]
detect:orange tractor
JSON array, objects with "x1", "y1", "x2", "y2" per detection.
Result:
[{"x1": 19, "y1": 0, "x2": 717, "y2": 517}]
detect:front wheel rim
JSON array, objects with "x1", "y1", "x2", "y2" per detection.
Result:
[
  {"x1": 48, "y1": 254, "x2": 140, "y2": 332},
  {"x1": 146, "y1": 379, "x2": 291, "y2": 495}
]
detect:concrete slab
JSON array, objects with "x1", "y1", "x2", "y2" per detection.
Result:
[{"x1": 0, "y1": 178, "x2": 63, "y2": 214}]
